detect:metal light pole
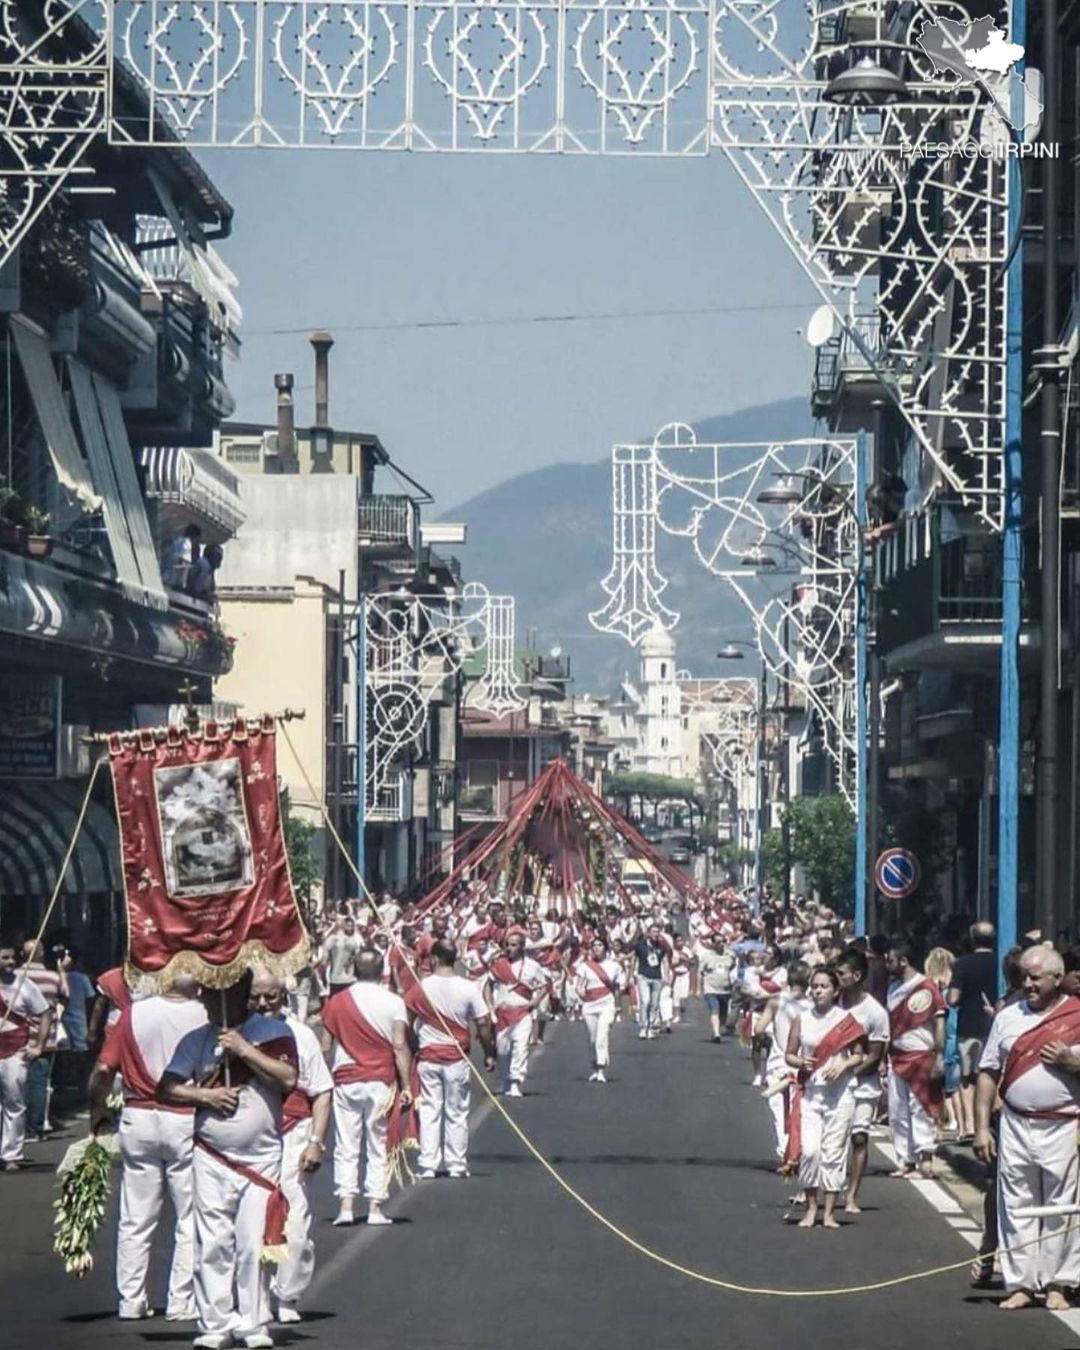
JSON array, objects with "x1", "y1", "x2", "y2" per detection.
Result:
[
  {"x1": 717, "y1": 640, "x2": 768, "y2": 905},
  {"x1": 355, "y1": 594, "x2": 367, "y2": 891},
  {"x1": 1035, "y1": 0, "x2": 1062, "y2": 941},
  {"x1": 854, "y1": 432, "x2": 869, "y2": 937}
]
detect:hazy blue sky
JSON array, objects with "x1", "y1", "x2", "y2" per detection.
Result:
[{"x1": 205, "y1": 148, "x2": 819, "y2": 511}]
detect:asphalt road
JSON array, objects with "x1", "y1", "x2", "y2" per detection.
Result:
[{"x1": 4, "y1": 1004, "x2": 1080, "y2": 1350}]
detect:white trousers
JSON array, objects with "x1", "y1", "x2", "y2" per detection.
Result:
[
  {"x1": 764, "y1": 1073, "x2": 789, "y2": 1159},
  {"x1": 192, "y1": 1146, "x2": 277, "y2": 1339},
  {"x1": 496, "y1": 1016, "x2": 533, "y2": 1088},
  {"x1": 583, "y1": 1004, "x2": 616, "y2": 1068},
  {"x1": 116, "y1": 1107, "x2": 195, "y2": 1316},
  {"x1": 417, "y1": 1060, "x2": 472, "y2": 1173},
  {"x1": 271, "y1": 1122, "x2": 315, "y2": 1306},
  {"x1": 673, "y1": 974, "x2": 691, "y2": 1011},
  {"x1": 798, "y1": 1084, "x2": 855, "y2": 1194},
  {"x1": 659, "y1": 985, "x2": 675, "y2": 1026},
  {"x1": 998, "y1": 1108, "x2": 1080, "y2": 1294},
  {"x1": 0, "y1": 1053, "x2": 28, "y2": 1162},
  {"x1": 332, "y1": 1080, "x2": 394, "y2": 1201},
  {"x1": 887, "y1": 1069, "x2": 937, "y2": 1165}
]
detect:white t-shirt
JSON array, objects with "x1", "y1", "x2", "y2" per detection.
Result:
[
  {"x1": 845, "y1": 994, "x2": 889, "y2": 1100},
  {"x1": 766, "y1": 991, "x2": 812, "y2": 1076},
  {"x1": 979, "y1": 999, "x2": 1080, "y2": 1116},
  {"x1": 129, "y1": 996, "x2": 208, "y2": 1085},
  {"x1": 328, "y1": 984, "x2": 408, "y2": 1077},
  {"x1": 489, "y1": 956, "x2": 547, "y2": 1017},
  {"x1": 416, "y1": 974, "x2": 489, "y2": 1054},
  {"x1": 577, "y1": 958, "x2": 624, "y2": 1009},
  {"x1": 0, "y1": 974, "x2": 49, "y2": 1054},
  {"x1": 166, "y1": 1014, "x2": 296, "y2": 1168},
  {"x1": 286, "y1": 1015, "x2": 333, "y2": 1099}
]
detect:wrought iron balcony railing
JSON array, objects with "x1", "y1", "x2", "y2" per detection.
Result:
[{"x1": 357, "y1": 495, "x2": 418, "y2": 556}]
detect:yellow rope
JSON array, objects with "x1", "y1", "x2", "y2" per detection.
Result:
[
  {"x1": 280, "y1": 723, "x2": 1066, "y2": 1298},
  {"x1": 0, "y1": 758, "x2": 104, "y2": 1039}
]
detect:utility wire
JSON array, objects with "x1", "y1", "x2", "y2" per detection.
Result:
[{"x1": 242, "y1": 300, "x2": 812, "y2": 338}]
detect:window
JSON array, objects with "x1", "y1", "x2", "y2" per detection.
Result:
[
  {"x1": 661, "y1": 737, "x2": 669, "y2": 750},
  {"x1": 226, "y1": 442, "x2": 262, "y2": 464},
  {"x1": 660, "y1": 662, "x2": 667, "y2": 679}
]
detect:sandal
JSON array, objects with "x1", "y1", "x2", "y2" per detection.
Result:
[{"x1": 970, "y1": 1255, "x2": 996, "y2": 1286}]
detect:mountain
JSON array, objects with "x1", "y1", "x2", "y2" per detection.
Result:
[{"x1": 444, "y1": 397, "x2": 813, "y2": 692}]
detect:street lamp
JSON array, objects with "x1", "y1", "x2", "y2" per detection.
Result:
[
  {"x1": 718, "y1": 640, "x2": 769, "y2": 906},
  {"x1": 823, "y1": 57, "x2": 909, "y2": 107}
]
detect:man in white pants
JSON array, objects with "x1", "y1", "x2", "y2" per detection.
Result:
[
  {"x1": 976, "y1": 946, "x2": 1080, "y2": 1312},
  {"x1": 885, "y1": 940, "x2": 945, "y2": 1178},
  {"x1": 158, "y1": 974, "x2": 298, "y2": 1350},
  {"x1": 574, "y1": 937, "x2": 625, "y2": 1084},
  {"x1": 322, "y1": 947, "x2": 413, "y2": 1226},
  {"x1": 757, "y1": 962, "x2": 811, "y2": 1165},
  {"x1": 89, "y1": 975, "x2": 206, "y2": 1321},
  {"x1": 836, "y1": 948, "x2": 888, "y2": 1212},
  {"x1": 0, "y1": 941, "x2": 51, "y2": 1172},
  {"x1": 248, "y1": 972, "x2": 332, "y2": 1327},
  {"x1": 405, "y1": 940, "x2": 494, "y2": 1178},
  {"x1": 487, "y1": 931, "x2": 548, "y2": 1098}
]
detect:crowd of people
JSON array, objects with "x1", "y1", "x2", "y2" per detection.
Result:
[{"x1": 4, "y1": 879, "x2": 1080, "y2": 1344}]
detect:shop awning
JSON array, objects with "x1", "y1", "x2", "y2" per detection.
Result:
[{"x1": 0, "y1": 782, "x2": 121, "y2": 897}]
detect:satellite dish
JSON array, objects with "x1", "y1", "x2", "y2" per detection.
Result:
[{"x1": 805, "y1": 305, "x2": 836, "y2": 348}]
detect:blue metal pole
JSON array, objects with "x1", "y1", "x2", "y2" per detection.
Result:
[
  {"x1": 997, "y1": 0, "x2": 1025, "y2": 982},
  {"x1": 355, "y1": 595, "x2": 367, "y2": 892},
  {"x1": 854, "y1": 431, "x2": 869, "y2": 935}
]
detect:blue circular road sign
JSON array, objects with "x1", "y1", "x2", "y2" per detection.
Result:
[{"x1": 875, "y1": 848, "x2": 921, "y2": 900}]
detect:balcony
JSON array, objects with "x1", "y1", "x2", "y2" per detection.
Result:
[
  {"x1": 368, "y1": 774, "x2": 405, "y2": 822},
  {"x1": 876, "y1": 509, "x2": 1022, "y2": 670},
  {"x1": 357, "y1": 495, "x2": 419, "y2": 557},
  {"x1": 811, "y1": 313, "x2": 889, "y2": 425}
]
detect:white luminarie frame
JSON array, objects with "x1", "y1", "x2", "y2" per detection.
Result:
[
  {"x1": 364, "y1": 582, "x2": 525, "y2": 813},
  {"x1": 1, "y1": 0, "x2": 1008, "y2": 536},
  {"x1": 590, "y1": 426, "x2": 860, "y2": 802}
]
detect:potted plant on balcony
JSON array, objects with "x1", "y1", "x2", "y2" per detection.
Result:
[
  {"x1": 24, "y1": 506, "x2": 52, "y2": 559},
  {"x1": 0, "y1": 482, "x2": 27, "y2": 551},
  {"x1": 203, "y1": 619, "x2": 237, "y2": 672}
]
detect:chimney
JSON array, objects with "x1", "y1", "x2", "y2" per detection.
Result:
[
  {"x1": 309, "y1": 330, "x2": 334, "y2": 473},
  {"x1": 274, "y1": 372, "x2": 298, "y2": 473}
]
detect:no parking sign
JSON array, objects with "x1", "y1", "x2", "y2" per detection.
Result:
[{"x1": 874, "y1": 848, "x2": 921, "y2": 900}]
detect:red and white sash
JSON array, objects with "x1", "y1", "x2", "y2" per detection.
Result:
[
  {"x1": 582, "y1": 959, "x2": 617, "y2": 1004},
  {"x1": 888, "y1": 978, "x2": 945, "y2": 1116},
  {"x1": 888, "y1": 977, "x2": 943, "y2": 1044},
  {"x1": 489, "y1": 957, "x2": 537, "y2": 1031},
  {"x1": 0, "y1": 989, "x2": 31, "y2": 1060},
  {"x1": 405, "y1": 984, "x2": 472, "y2": 1065},
  {"x1": 105, "y1": 1007, "x2": 192, "y2": 1114},
  {"x1": 195, "y1": 1138, "x2": 289, "y2": 1263},
  {"x1": 322, "y1": 989, "x2": 398, "y2": 1088},
  {"x1": 1001, "y1": 996, "x2": 1080, "y2": 1119},
  {"x1": 784, "y1": 1012, "x2": 865, "y2": 1167}
]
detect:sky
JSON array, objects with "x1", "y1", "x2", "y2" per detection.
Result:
[{"x1": 203, "y1": 148, "x2": 820, "y2": 513}]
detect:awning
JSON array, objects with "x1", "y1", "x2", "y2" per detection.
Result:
[
  {"x1": 0, "y1": 782, "x2": 121, "y2": 897},
  {"x1": 141, "y1": 445, "x2": 245, "y2": 539},
  {"x1": 10, "y1": 317, "x2": 100, "y2": 528},
  {"x1": 68, "y1": 356, "x2": 168, "y2": 611}
]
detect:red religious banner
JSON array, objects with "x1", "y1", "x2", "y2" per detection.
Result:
[{"x1": 109, "y1": 716, "x2": 309, "y2": 989}]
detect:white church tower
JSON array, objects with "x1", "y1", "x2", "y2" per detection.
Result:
[{"x1": 638, "y1": 624, "x2": 683, "y2": 777}]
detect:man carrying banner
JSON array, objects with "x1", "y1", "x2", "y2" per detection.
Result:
[
  {"x1": 487, "y1": 931, "x2": 548, "y2": 1098},
  {"x1": 322, "y1": 947, "x2": 413, "y2": 1227},
  {"x1": 158, "y1": 974, "x2": 298, "y2": 1350},
  {"x1": 247, "y1": 972, "x2": 332, "y2": 1327},
  {"x1": 0, "y1": 941, "x2": 52, "y2": 1172},
  {"x1": 405, "y1": 940, "x2": 495, "y2": 1178},
  {"x1": 88, "y1": 974, "x2": 206, "y2": 1321},
  {"x1": 885, "y1": 940, "x2": 946, "y2": 1179},
  {"x1": 975, "y1": 946, "x2": 1080, "y2": 1311}
]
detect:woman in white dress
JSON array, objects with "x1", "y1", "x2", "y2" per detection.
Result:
[{"x1": 785, "y1": 967, "x2": 867, "y2": 1229}]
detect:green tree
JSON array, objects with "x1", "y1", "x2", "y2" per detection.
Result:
[
  {"x1": 765, "y1": 795, "x2": 856, "y2": 913},
  {"x1": 281, "y1": 791, "x2": 320, "y2": 908}
]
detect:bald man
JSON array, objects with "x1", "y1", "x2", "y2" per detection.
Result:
[
  {"x1": 249, "y1": 972, "x2": 332, "y2": 1327},
  {"x1": 976, "y1": 947, "x2": 1080, "y2": 1311}
]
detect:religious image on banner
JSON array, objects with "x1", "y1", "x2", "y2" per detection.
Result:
[{"x1": 109, "y1": 716, "x2": 309, "y2": 989}]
